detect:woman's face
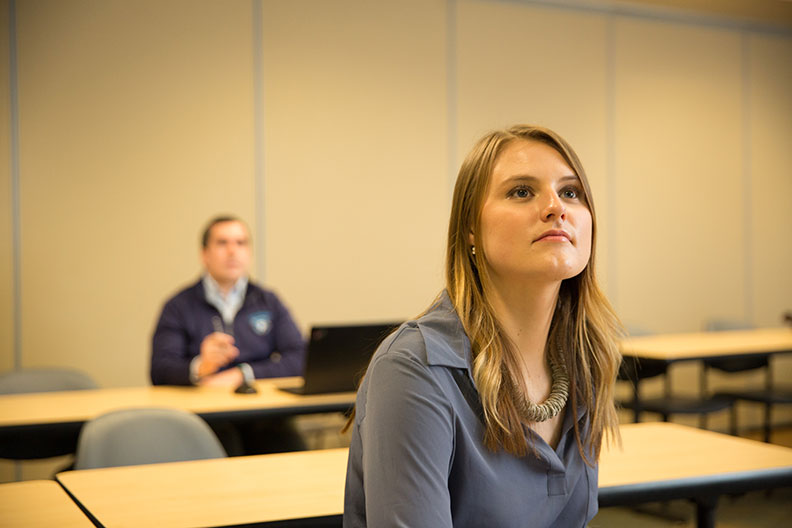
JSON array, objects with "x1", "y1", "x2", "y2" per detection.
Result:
[{"x1": 474, "y1": 139, "x2": 592, "y2": 285}]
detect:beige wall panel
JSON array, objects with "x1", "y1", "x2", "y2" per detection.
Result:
[
  {"x1": 456, "y1": 1, "x2": 613, "y2": 292},
  {"x1": 0, "y1": 0, "x2": 13, "y2": 374},
  {"x1": 748, "y1": 33, "x2": 792, "y2": 410},
  {"x1": 748, "y1": 34, "x2": 792, "y2": 328},
  {"x1": 260, "y1": 0, "x2": 448, "y2": 327},
  {"x1": 17, "y1": 0, "x2": 255, "y2": 387},
  {"x1": 612, "y1": 17, "x2": 744, "y2": 333}
]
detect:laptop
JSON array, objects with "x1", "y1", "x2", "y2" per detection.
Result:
[{"x1": 280, "y1": 322, "x2": 402, "y2": 395}]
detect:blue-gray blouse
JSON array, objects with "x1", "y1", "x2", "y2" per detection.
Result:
[{"x1": 343, "y1": 292, "x2": 598, "y2": 527}]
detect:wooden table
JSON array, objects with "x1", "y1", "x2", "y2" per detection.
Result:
[
  {"x1": 598, "y1": 422, "x2": 792, "y2": 527},
  {"x1": 618, "y1": 328, "x2": 792, "y2": 425},
  {"x1": 0, "y1": 378, "x2": 355, "y2": 459},
  {"x1": 0, "y1": 479, "x2": 93, "y2": 527},
  {"x1": 55, "y1": 422, "x2": 792, "y2": 528},
  {"x1": 58, "y1": 448, "x2": 348, "y2": 528},
  {"x1": 620, "y1": 327, "x2": 792, "y2": 362}
]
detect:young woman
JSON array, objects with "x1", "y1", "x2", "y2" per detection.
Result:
[{"x1": 344, "y1": 125, "x2": 622, "y2": 527}]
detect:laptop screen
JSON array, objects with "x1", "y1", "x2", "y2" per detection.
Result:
[{"x1": 299, "y1": 322, "x2": 402, "y2": 395}]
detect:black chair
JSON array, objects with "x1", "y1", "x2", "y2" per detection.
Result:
[
  {"x1": 618, "y1": 356, "x2": 734, "y2": 426},
  {"x1": 704, "y1": 320, "x2": 792, "y2": 442}
]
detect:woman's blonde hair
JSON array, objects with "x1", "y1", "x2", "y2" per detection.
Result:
[{"x1": 448, "y1": 125, "x2": 622, "y2": 464}]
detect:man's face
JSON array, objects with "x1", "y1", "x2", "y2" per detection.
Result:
[{"x1": 202, "y1": 221, "x2": 251, "y2": 287}]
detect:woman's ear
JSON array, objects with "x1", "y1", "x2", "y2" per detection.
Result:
[{"x1": 468, "y1": 230, "x2": 475, "y2": 246}]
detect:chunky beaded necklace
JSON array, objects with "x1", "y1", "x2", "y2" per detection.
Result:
[{"x1": 514, "y1": 347, "x2": 569, "y2": 423}]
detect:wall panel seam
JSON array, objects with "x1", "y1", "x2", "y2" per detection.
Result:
[
  {"x1": 253, "y1": 0, "x2": 265, "y2": 281},
  {"x1": 741, "y1": 32, "x2": 753, "y2": 324},
  {"x1": 446, "y1": 0, "x2": 458, "y2": 200},
  {"x1": 605, "y1": 13, "x2": 618, "y2": 310},
  {"x1": 9, "y1": 0, "x2": 21, "y2": 369}
]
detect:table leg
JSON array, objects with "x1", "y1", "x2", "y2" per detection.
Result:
[{"x1": 694, "y1": 495, "x2": 719, "y2": 528}]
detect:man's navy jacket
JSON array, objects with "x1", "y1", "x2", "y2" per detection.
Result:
[{"x1": 150, "y1": 279, "x2": 305, "y2": 385}]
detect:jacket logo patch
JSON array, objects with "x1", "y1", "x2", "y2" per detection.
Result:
[{"x1": 249, "y1": 312, "x2": 272, "y2": 335}]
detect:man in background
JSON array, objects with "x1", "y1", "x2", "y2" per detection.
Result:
[{"x1": 151, "y1": 215, "x2": 306, "y2": 453}]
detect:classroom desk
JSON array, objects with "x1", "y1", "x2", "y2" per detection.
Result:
[
  {"x1": 55, "y1": 422, "x2": 792, "y2": 528},
  {"x1": 0, "y1": 479, "x2": 93, "y2": 527},
  {"x1": 0, "y1": 378, "x2": 355, "y2": 459},
  {"x1": 620, "y1": 327, "x2": 792, "y2": 362},
  {"x1": 598, "y1": 422, "x2": 792, "y2": 528},
  {"x1": 58, "y1": 448, "x2": 348, "y2": 528}
]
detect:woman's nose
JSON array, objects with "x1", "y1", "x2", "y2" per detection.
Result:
[{"x1": 541, "y1": 192, "x2": 566, "y2": 222}]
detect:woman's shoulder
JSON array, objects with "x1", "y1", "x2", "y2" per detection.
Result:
[
  {"x1": 370, "y1": 294, "x2": 470, "y2": 372},
  {"x1": 356, "y1": 317, "x2": 462, "y2": 424},
  {"x1": 369, "y1": 321, "x2": 429, "y2": 368}
]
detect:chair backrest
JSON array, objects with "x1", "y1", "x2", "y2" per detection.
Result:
[
  {"x1": 74, "y1": 407, "x2": 227, "y2": 470},
  {"x1": 704, "y1": 319, "x2": 768, "y2": 372},
  {"x1": 0, "y1": 367, "x2": 98, "y2": 395}
]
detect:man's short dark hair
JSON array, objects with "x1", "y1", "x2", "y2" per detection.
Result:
[{"x1": 201, "y1": 216, "x2": 245, "y2": 248}]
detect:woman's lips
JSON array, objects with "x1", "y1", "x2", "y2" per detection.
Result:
[{"x1": 534, "y1": 230, "x2": 571, "y2": 243}]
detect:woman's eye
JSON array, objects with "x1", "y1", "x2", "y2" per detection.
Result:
[
  {"x1": 510, "y1": 187, "x2": 531, "y2": 199},
  {"x1": 561, "y1": 187, "x2": 579, "y2": 199}
]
